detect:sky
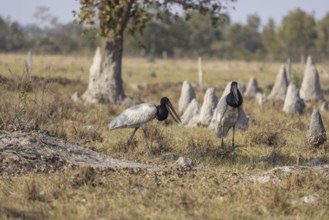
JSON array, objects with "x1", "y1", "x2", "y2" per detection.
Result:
[{"x1": 0, "y1": 0, "x2": 328, "y2": 27}]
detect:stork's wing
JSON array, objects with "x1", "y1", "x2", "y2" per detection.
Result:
[
  {"x1": 109, "y1": 103, "x2": 157, "y2": 130},
  {"x1": 215, "y1": 97, "x2": 232, "y2": 138},
  {"x1": 208, "y1": 97, "x2": 227, "y2": 130},
  {"x1": 209, "y1": 80, "x2": 235, "y2": 130}
]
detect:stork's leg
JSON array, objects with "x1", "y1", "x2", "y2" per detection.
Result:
[
  {"x1": 141, "y1": 126, "x2": 153, "y2": 156},
  {"x1": 221, "y1": 124, "x2": 224, "y2": 148},
  {"x1": 232, "y1": 125, "x2": 236, "y2": 161},
  {"x1": 127, "y1": 127, "x2": 139, "y2": 145}
]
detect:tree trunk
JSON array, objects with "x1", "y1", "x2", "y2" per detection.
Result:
[
  {"x1": 82, "y1": 37, "x2": 126, "y2": 104},
  {"x1": 82, "y1": 0, "x2": 134, "y2": 104}
]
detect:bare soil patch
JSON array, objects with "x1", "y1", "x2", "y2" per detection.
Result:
[{"x1": 0, "y1": 130, "x2": 164, "y2": 175}]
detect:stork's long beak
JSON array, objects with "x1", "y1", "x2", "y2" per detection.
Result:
[
  {"x1": 232, "y1": 85, "x2": 240, "y2": 105},
  {"x1": 165, "y1": 101, "x2": 182, "y2": 124}
]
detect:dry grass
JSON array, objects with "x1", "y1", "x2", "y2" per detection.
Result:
[{"x1": 1, "y1": 53, "x2": 329, "y2": 219}]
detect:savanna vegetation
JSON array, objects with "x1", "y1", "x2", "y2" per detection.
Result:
[
  {"x1": 1, "y1": 1, "x2": 329, "y2": 219},
  {"x1": 0, "y1": 53, "x2": 329, "y2": 219}
]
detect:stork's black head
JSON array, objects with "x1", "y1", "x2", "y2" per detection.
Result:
[
  {"x1": 156, "y1": 97, "x2": 181, "y2": 124},
  {"x1": 160, "y1": 97, "x2": 170, "y2": 106},
  {"x1": 226, "y1": 81, "x2": 243, "y2": 108}
]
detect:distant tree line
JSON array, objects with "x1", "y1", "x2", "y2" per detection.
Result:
[
  {"x1": 0, "y1": 16, "x2": 97, "y2": 54},
  {"x1": 1, "y1": 8, "x2": 329, "y2": 61}
]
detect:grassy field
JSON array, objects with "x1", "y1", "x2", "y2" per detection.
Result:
[{"x1": 0, "y1": 53, "x2": 329, "y2": 219}]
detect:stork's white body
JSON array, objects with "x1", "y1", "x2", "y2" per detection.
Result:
[
  {"x1": 109, "y1": 103, "x2": 157, "y2": 130},
  {"x1": 209, "y1": 82, "x2": 248, "y2": 131},
  {"x1": 215, "y1": 98, "x2": 240, "y2": 138}
]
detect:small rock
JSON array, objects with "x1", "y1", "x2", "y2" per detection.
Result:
[
  {"x1": 303, "y1": 195, "x2": 318, "y2": 203},
  {"x1": 175, "y1": 157, "x2": 194, "y2": 168}
]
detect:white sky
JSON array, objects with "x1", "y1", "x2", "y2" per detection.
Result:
[{"x1": 0, "y1": 0, "x2": 328, "y2": 26}]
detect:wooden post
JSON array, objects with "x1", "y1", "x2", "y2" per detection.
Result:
[
  {"x1": 198, "y1": 56, "x2": 203, "y2": 88},
  {"x1": 286, "y1": 57, "x2": 291, "y2": 82},
  {"x1": 26, "y1": 49, "x2": 32, "y2": 79}
]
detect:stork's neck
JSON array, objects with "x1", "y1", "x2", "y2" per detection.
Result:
[
  {"x1": 226, "y1": 90, "x2": 243, "y2": 108},
  {"x1": 156, "y1": 105, "x2": 169, "y2": 121}
]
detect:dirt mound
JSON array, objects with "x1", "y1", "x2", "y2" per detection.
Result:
[
  {"x1": 0, "y1": 130, "x2": 165, "y2": 175},
  {"x1": 268, "y1": 65, "x2": 289, "y2": 101},
  {"x1": 308, "y1": 108, "x2": 326, "y2": 147},
  {"x1": 199, "y1": 88, "x2": 218, "y2": 126},
  {"x1": 181, "y1": 98, "x2": 199, "y2": 127},
  {"x1": 178, "y1": 80, "x2": 196, "y2": 114},
  {"x1": 244, "y1": 77, "x2": 263, "y2": 98}
]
